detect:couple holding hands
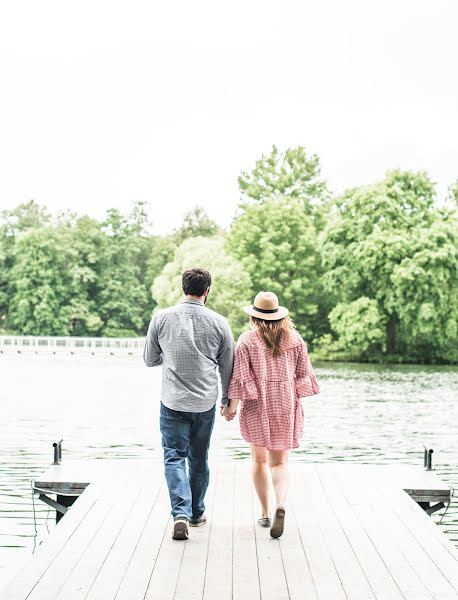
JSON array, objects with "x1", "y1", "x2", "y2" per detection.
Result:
[{"x1": 144, "y1": 268, "x2": 320, "y2": 541}]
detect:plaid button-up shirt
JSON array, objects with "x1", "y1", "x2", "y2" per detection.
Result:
[{"x1": 143, "y1": 298, "x2": 235, "y2": 412}]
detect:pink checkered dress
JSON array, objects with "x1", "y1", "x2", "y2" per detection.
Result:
[{"x1": 228, "y1": 329, "x2": 320, "y2": 450}]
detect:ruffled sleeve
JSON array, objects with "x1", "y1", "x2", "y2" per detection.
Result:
[
  {"x1": 228, "y1": 342, "x2": 258, "y2": 401},
  {"x1": 295, "y1": 343, "x2": 320, "y2": 398}
]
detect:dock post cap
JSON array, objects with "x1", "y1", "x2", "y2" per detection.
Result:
[
  {"x1": 423, "y1": 444, "x2": 433, "y2": 471},
  {"x1": 53, "y1": 439, "x2": 63, "y2": 465}
]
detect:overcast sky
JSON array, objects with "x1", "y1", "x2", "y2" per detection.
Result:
[{"x1": 0, "y1": 1, "x2": 457, "y2": 234}]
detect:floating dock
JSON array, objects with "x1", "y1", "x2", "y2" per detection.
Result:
[{"x1": 1, "y1": 458, "x2": 457, "y2": 599}]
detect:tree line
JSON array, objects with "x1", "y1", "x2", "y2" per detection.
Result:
[{"x1": 1, "y1": 146, "x2": 457, "y2": 363}]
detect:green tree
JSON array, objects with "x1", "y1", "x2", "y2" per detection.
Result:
[
  {"x1": 152, "y1": 236, "x2": 252, "y2": 339},
  {"x1": 0, "y1": 201, "x2": 52, "y2": 329},
  {"x1": 0, "y1": 200, "x2": 51, "y2": 236},
  {"x1": 227, "y1": 197, "x2": 326, "y2": 342},
  {"x1": 97, "y1": 208, "x2": 149, "y2": 337},
  {"x1": 175, "y1": 206, "x2": 219, "y2": 242},
  {"x1": 239, "y1": 145, "x2": 327, "y2": 204},
  {"x1": 7, "y1": 227, "x2": 74, "y2": 335},
  {"x1": 145, "y1": 235, "x2": 177, "y2": 293},
  {"x1": 144, "y1": 207, "x2": 219, "y2": 316},
  {"x1": 57, "y1": 214, "x2": 105, "y2": 336},
  {"x1": 0, "y1": 234, "x2": 9, "y2": 330},
  {"x1": 321, "y1": 170, "x2": 458, "y2": 362},
  {"x1": 238, "y1": 145, "x2": 328, "y2": 222},
  {"x1": 314, "y1": 297, "x2": 387, "y2": 360},
  {"x1": 446, "y1": 180, "x2": 458, "y2": 210}
]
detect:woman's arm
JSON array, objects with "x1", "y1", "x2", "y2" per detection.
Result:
[{"x1": 295, "y1": 343, "x2": 320, "y2": 398}]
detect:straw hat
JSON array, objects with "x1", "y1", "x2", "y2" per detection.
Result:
[{"x1": 242, "y1": 291, "x2": 289, "y2": 321}]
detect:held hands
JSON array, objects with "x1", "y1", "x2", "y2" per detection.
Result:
[
  {"x1": 220, "y1": 400, "x2": 239, "y2": 421},
  {"x1": 221, "y1": 405, "x2": 237, "y2": 421}
]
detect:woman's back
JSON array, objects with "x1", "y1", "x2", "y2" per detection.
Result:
[
  {"x1": 229, "y1": 328, "x2": 319, "y2": 450},
  {"x1": 238, "y1": 328, "x2": 304, "y2": 382}
]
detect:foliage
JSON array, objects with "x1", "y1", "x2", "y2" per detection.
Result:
[
  {"x1": 1, "y1": 202, "x2": 153, "y2": 336},
  {"x1": 226, "y1": 197, "x2": 327, "y2": 342},
  {"x1": 314, "y1": 297, "x2": 387, "y2": 360},
  {"x1": 152, "y1": 236, "x2": 252, "y2": 339},
  {"x1": 0, "y1": 201, "x2": 52, "y2": 330},
  {"x1": 238, "y1": 145, "x2": 329, "y2": 229},
  {"x1": 446, "y1": 180, "x2": 458, "y2": 210},
  {"x1": 7, "y1": 226, "x2": 76, "y2": 335},
  {"x1": 320, "y1": 170, "x2": 458, "y2": 362},
  {"x1": 144, "y1": 206, "x2": 219, "y2": 315},
  {"x1": 175, "y1": 206, "x2": 219, "y2": 242},
  {"x1": 96, "y1": 207, "x2": 149, "y2": 336},
  {"x1": 0, "y1": 149, "x2": 457, "y2": 365},
  {"x1": 239, "y1": 145, "x2": 327, "y2": 207}
]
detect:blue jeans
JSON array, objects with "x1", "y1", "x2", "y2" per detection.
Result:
[{"x1": 160, "y1": 402, "x2": 216, "y2": 520}]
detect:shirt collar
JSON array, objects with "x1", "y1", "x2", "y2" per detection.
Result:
[{"x1": 180, "y1": 298, "x2": 204, "y2": 306}]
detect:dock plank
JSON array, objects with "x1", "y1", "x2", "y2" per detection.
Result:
[
  {"x1": 36, "y1": 466, "x2": 146, "y2": 599},
  {"x1": 331, "y1": 463, "x2": 434, "y2": 600},
  {"x1": 291, "y1": 464, "x2": 347, "y2": 600},
  {"x1": 303, "y1": 465, "x2": 376, "y2": 599},
  {"x1": 361, "y1": 465, "x2": 458, "y2": 597},
  {"x1": 251, "y1": 468, "x2": 290, "y2": 600},
  {"x1": 142, "y1": 516, "x2": 185, "y2": 600},
  {"x1": 316, "y1": 465, "x2": 404, "y2": 600},
  {"x1": 2, "y1": 462, "x2": 121, "y2": 600},
  {"x1": 173, "y1": 463, "x2": 218, "y2": 600},
  {"x1": 203, "y1": 462, "x2": 234, "y2": 600},
  {"x1": 232, "y1": 462, "x2": 261, "y2": 600},
  {"x1": 114, "y1": 482, "x2": 170, "y2": 600},
  {"x1": 85, "y1": 465, "x2": 162, "y2": 600},
  {"x1": 2, "y1": 459, "x2": 457, "y2": 600},
  {"x1": 277, "y1": 467, "x2": 318, "y2": 600}
]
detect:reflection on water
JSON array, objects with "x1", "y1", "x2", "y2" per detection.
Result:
[{"x1": 0, "y1": 354, "x2": 457, "y2": 585}]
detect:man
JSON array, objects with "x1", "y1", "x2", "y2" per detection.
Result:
[{"x1": 143, "y1": 268, "x2": 234, "y2": 540}]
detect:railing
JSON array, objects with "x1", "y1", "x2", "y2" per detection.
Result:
[{"x1": 0, "y1": 335, "x2": 145, "y2": 355}]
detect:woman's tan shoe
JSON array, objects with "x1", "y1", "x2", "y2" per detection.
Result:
[{"x1": 270, "y1": 506, "x2": 285, "y2": 538}]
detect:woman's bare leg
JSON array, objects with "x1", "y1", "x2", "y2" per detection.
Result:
[
  {"x1": 269, "y1": 450, "x2": 289, "y2": 507},
  {"x1": 251, "y1": 444, "x2": 270, "y2": 518}
]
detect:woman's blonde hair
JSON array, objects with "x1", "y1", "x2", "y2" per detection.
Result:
[{"x1": 250, "y1": 315, "x2": 295, "y2": 357}]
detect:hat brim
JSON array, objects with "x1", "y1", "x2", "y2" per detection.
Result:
[{"x1": 242, "y1": 305, "x2": 289, "y2": 320}]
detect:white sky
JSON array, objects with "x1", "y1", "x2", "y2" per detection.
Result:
[{"x1": 0, "y1": 1, "x2": 457, "y2": 234}]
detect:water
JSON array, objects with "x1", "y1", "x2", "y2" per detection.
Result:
[{"x1": 1, "y1": 353, "x2": 458, "y2": 586}]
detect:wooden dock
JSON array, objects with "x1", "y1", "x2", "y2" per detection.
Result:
[{"x1": 2, "y1": 459, "x2": 458, "y2": 599}]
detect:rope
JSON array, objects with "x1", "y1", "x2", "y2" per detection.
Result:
[
  {"x1": 439, "y1": 486, "x2": 454, "y2": 524},
  {"x1": 33, "y1": 485, "x2": 83, "y2": 497},
  {"x1": 31, "y1": 480, "x2": 38, "y2": 554}
]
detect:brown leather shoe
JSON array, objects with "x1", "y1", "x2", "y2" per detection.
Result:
[
  {"x1": 189, "y1": 515, "x2": 207, "y2": 527},
  {"x1": 172, "y1": 518, "x2": 189, "y2": 540}
]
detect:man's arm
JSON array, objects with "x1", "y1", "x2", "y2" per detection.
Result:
[
  {"x1": 143, "y1": 315, "x2": 163, "y2": 367},
  {"x1": 216, "y1": 320, "x2": 235, "y2": 406}
]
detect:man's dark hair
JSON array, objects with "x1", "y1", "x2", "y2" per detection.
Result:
[{"x1": 182, "y1": 268, "x2": 212, "y2": 297}]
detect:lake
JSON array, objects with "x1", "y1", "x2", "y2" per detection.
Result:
[{"x1": 1, "y1": 353, "x2": 457, "y2": 587}]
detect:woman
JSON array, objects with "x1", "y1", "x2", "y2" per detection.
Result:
[{"x1": 222, "y1": 291, "x2": 320, "y2": 538}]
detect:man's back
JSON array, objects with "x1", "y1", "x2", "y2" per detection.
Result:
[{"x1": 144, "y1": 298, "x2": 234, "y2": 412}]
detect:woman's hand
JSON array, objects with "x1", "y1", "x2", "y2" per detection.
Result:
[
  {"x1": 220, "y1": 399, "x2": 240, "y2": 421},
  {"x1": 221, "y1": 406, "x2": 236, "y2": 421}
]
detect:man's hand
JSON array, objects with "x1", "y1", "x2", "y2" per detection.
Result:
[{"x1": 220, "y1": 405, "x2": 237, "y2": 421}]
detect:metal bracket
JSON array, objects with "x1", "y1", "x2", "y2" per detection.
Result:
[
  {"x1": 418, "y1": 501, "x2": 446, "y2": 515},
  {"x1": 37, "y1": 494, "x2": 68, "y2": 515}
]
